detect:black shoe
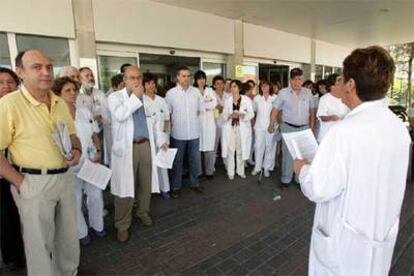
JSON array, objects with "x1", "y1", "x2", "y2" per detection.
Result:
[
  {"x1": 190, "y1": 186, "x2": 205, "y2": 194},
  {"x1": 206, "y1": 175, "x2": 214, "y2": 180},
  {"x1": 171, "y1": 189, "x2": 181, "y2": 199},
  {"x1": 279, "y1": 182, "x2": 289, "y2": 189}
]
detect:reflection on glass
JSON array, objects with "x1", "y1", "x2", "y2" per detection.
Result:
[
  {"x1": 0, "y1": 33, "x2": 11, "y2": 68},
  {"x1": 97, "y1": 56, "x2": 137, "y2": 92},
  {"x1": 16, "y1": 34, "x2": 70, "y2": 76},
  {"x1": 315, "y1": 65, "x2": 323, "y2": 82},
  {"x1": 202, "y1": 62, "x2": 226, "y2": 86}
]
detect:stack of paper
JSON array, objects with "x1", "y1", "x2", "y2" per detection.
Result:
[
  {"x1": 282, "y1": 129, "x2": 319, "y2": 161},
  {"x1": 52, "y1": 121, "x2": 73, "y2": 160}
]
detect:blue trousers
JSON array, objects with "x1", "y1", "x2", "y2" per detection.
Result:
[{"x1": 170, "y1": 138, "x2": 200, "y2": 189}]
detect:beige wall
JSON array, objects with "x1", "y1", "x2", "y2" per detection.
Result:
[
  {"x1": 92, "y1": 0, "x2": 234, "y2": 54},
  {"x1": 0, "y1": 0, "x2": 75, "y2": 38},
  {"x1": 315, "y1": 40, "x2": 350, "y2": 67},
  {"x1": 243, "y1": 23, "x2": 312, "y2": 64}
]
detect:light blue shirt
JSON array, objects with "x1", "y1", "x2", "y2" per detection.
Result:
[
  {"x1": 273, "y1": 87, "x2": 316, "y2": 125},
  {"x1": 131, "y1": 95, "x2": 149, "y2": 140}
]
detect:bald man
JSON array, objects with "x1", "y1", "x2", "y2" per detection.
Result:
[
  {"x1": 0, "y1": 49, "x2": 81, "y2": 275},
  {"x1": 108, "y1": 66, "x2": 168, "y2": 242},
  {"x1": 59, "y1": 66, "x2": 80, "y2": 85}
]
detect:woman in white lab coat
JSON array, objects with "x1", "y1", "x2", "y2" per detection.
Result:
[
  {"x1": 251, "y1": 80, "x2": 278, "y2": 178},
  {"x1": 221, "y1": 80, "x2": 254, "y2": 180},
  {"x1": 294, "y1": 46, "x2": 411, "y2": 276},
  {"x1": 212, "y1": 76, "x2": 231, "y2": 165},
  {"x1": 143, "y1": 73, "x2": 171, "y2": 199},
  {"x1": 194, "y1": 70, "x2": 217, "y2": 178},
  {"x1": 52, "y1": 77, "x2": 105, "y2": 246}
]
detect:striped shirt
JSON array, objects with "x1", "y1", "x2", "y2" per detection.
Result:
[{"x1": 165, "y1": 84, "x2": 204, "y2": 140}]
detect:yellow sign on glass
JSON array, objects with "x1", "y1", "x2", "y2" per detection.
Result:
[{"x1": 235, "y1": 65, "x2": 244, "y2": 78}]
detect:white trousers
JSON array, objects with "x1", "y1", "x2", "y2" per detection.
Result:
[
  {"x1": 157, "y1": 168, "x2": 170, "y2": 192},
  {"x1": 254, "y1": 129, "x2": 277, "y2": 171},
  {"x1": 226, "y1": 126, "x2": 244, "y2": 177},
  {"x1": 75, "y1": 177, "x2": 104, "y2": 239}
]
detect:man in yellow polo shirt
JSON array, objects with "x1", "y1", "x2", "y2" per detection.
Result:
[{"x1": 0, "y1": 49, "x2": 81, "y2": 276}]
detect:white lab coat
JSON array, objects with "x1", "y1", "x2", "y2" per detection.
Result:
[
  {"x1": 143, "y1": 94, "x2": 170, "y2": 193},
  {"x1": 77, "y1": 87, "x2": 112, "y2": 165},
  {"x1": 108, "y1": 88, "x2": 166, "y2": 198},
  {"x1": 298, "y1": 100, "x2": 410, "y2": 276},
  {"x1": 198, "y1": 87, "x2": 217, "y2": 152},
  {"x1": 221, "y1": 95, "x2": 254, "y2": 160}
]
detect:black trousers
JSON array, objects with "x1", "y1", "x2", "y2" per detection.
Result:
[{"x1": 0, "y1": 178, "x2": 25, "y2": 265}]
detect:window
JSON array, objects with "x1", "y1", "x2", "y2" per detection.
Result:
[
  {"x1": 0, "y1": 33, "x2": 11, "y2": 68},
  {"x1": 202, "y1": 62, "x2": 226, "y2": 86},
  {"x1": 16, "y1": 34, "x2": 70, "y2": 76},
  {"x1": 140, "y1": 53, "x2": 200, "y2": 97},
  {"x1": 324, "y1": 66, "x2": 333, "y2": 78},
  {"x1": 97, "y1": 55, "x2": 137, "y2": 92},
  {"x1": 315, "y1": 65, "x2": 323, "y2": 82}
]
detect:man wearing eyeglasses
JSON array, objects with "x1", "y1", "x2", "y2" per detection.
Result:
[{"x1": 108, "y1": 66, "x2": 168, "y2": 242}]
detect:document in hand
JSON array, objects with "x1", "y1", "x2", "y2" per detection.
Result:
[
  {"x1": 154, "y1": 148, "x2": 178, "y2": 169},
  {"x1": 282, "y1": 129, "x2": 318, "y2": 161},
  {"x1": 77, "y1": 159, "x2": 112, "y2": 190},
  {"x1": 52, "y1": 120, "x2": 73, "y2": 160}
]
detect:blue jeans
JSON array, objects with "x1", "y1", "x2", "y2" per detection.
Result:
[{"x1": 170, "y1": 138, "x2": 200, "y2": 190}]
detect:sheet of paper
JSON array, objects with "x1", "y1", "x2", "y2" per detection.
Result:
[
  {"x1": 282, "y1": 129, "x2": 319, "y2": 161},
  {"x1": 77, "y1": 159, "x2": 112, "y2": 190},
  {"x1": 154, "y1": 148, "x2": 178, "y2": 169}
]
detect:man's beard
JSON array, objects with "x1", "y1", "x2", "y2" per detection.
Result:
[{"x1": 83, "y1": 81, "x2": 95, "y2": 91}]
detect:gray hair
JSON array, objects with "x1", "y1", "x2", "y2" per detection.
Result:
[{"x1": 58, "y1": 66, "x2": 79, "y2": 78}]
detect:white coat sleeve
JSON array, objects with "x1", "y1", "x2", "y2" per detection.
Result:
[
  {"x1": 299, "y1": 129, "x2": 347, "y2": 203},
  {"x1": 222, "y1": 98, "x2": 232, "y2": 122},
  {"x1": 202, "y1": 90, "x2": 218, "y2": 111},
  {"x1": 153, "y1": 115, "x2": 169, "y2": 148},
  {"x1": 108, "y1": 93, "x2": 142, "y2": 122},
  {"x1": 316, "y1": 96, "x2": 328, "y2": 118},
  {"x1": 241, "y1": 98, "x2": 255, "y2": 122},
  {"x1": 198, "y1": 93, "x2": 206, "y2": 113},
  {"x1": 100, "y1": 93, "x2": 111, "y2": 125}
]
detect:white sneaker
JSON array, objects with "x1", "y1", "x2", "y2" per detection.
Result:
[
  {"x1": 251, "y1": 169, "x2": 260, "y2": 176},
  {"x1": 238, "y1": 174, "x2": 246, "y2": 179},
  {"x1": 264, "y1": 170, "x2": 270, "y2": 178},
  {"x1": 228, "y1": 175, "x2": 234, "y2": 180}
]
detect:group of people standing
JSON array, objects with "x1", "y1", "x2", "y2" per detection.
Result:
[{"x1": 0, "y1": 45, "x2": 410, "y2": 276}]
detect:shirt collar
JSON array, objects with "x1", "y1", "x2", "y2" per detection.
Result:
[
  {"x1": 21, "y1": 85, "x2": 59, "y2": 107},
  {"x1": 345, "y1": 99, "x2": 387, "y2": 118},
  {"x1": 289, "y1": 87, "x2": 303, "y2": 95},
  {"x1": 177, "y1": 84, "x2": 190, "y2": 92}
]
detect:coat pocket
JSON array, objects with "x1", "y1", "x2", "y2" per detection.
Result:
[{"x1": 311, "y1": 226, "x2": 340, "y2": 269}]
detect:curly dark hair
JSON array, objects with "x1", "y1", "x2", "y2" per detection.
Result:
[
  {"x1": 0, "y1": 67, "x2": 20, "y2": 86},
  {"x1": 343, "y1": 46, "x2": 395, "y2": 101},
  {"x1": 52, "y1": 77, "x2": 79, "y2": 96}
]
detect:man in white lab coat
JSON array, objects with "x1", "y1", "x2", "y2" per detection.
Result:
[
  {"x1": 293, "y1": 46, "x2": 410, "y2": 275},
  {"x1": 108, "y1": 66, "x2": 168, "y2": 242}
]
